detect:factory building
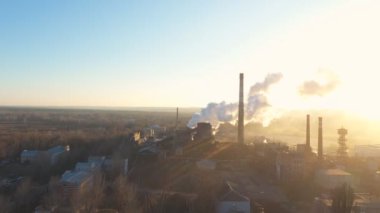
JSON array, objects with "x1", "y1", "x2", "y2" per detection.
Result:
[
  {"x1": 315, "y1": 169, "x2": 353, "y2": 190},
  {"x1": 276, "y1": 151, "x2": 315, "y2": 182},
  {"x1": 193, "y1": 122, "x2": 213, "y2": 141},
  {"x1": 276, "y1": 114, "x2": 318, "y2": 182}
]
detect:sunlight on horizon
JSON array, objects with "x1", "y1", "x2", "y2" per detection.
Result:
[{"x1": 238, "y1": 0, "x2": 380, "y2": 121}]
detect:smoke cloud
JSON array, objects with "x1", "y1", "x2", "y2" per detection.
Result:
[
  {"x1": 246, "y1": 73, "x2": 283, "y2": 124},
  {"x1": 299, "y1": 71, "x2": 339, "y2": 96},
  {"x1": 187, "y1": 73, "x2": 283, "y2": 128},
  {"x1": 187, "y1": 102, "x2": 238, "y2": 129}
]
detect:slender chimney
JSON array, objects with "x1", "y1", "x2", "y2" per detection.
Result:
[
  {"x1": 238, "y1": 73, "x2": 244, "y2": 144},
  {"x1": 306, "y1": 114, "x2": 310, "y2": 149},
  {"x1": 318, "y1": 117, "x2": 323, "y2": 160}
]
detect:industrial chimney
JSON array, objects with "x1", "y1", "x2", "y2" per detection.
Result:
[
  {"x1": 318, "y1": 117, "x2": 323, "y2": 160},
  {"x1": 238, "y1": 73, "x2": 244, "y2": 144},
  {"x1": 306, "y1": 114, "x2": 310, "y2": 149}
]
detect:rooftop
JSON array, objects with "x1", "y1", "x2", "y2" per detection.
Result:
[
  {"x1": 21, "y1": 150, "x2": 40, "y2": 156},
  {"x1": 61, "y1": 170, "x2": 92, "y2": 185},
  {"x1": 47, "y1": 145, "x2": 66, "y2": 154}
]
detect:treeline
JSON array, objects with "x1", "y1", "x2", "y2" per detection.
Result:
[{"x1": 0, "y1": 108, "x2": 193, "y2": 159}]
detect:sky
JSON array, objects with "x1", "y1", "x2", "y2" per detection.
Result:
[{"x1": 1, "y1": 0, "x2": 380, "y2": 119}]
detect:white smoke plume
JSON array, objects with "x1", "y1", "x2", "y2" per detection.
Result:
[
  {"x1": 246, "y1": 73, "x2": 283, "y2": 125},
  {"x1": 187, "y1": 102, "x2": 238, "y2": 129},
  {"x1": 187, "y1": 73, "x2": 283, "y2": 128},
  {"x1": 299, "y1": 71, "x2": 339, "y2": 96}
]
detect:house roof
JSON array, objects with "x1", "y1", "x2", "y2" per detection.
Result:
[{"x1": 75, "y1": 161, "x2": 102, "y2": 172}]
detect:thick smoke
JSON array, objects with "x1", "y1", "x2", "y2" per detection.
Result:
[
  {"x1": 299, "y1": 71, "x2": 339, "y2": 96},
  {"x1": 246, "y1": 73, "x2": 283, "y2": 124},
  {"x1": 187, "y1": 73, "x2": 283, "y2": 128},
  {"x1": 187, "y1": 102, "x2": 238, "y2": 129}
]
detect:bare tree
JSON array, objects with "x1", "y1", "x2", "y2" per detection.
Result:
[
  {"x1": 42, "y1": 176, "x2": 62, "y2": 210},
  {"x1": 113, "y1": 175, "x2": 141, "y2": 212},
  {"x1": 71, "y1": 171, "x2": 105, "y2": 212},
  {"x1": 0, "y1": 195, "x2": 11, "y2": 213}
]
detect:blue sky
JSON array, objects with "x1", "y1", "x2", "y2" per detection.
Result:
[{"x1": 0, "y1": 0, "x2": 351, "y2": 107}]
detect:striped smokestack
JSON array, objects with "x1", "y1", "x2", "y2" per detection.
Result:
[
  {"x1": 318, "y1": 117, "x2": 323, "y2": 160},
  {"x1": 306, "y1": 114, "x2": 310, "y2": 148},
  {"x1": 238, "y1": 73, "x2": 244, "y2": 144}
]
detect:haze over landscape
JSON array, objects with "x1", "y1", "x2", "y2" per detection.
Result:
[
  {"x1": 1, "y1": 1, "x2": 380, "y2": 212},
  {"x1": 1, "y1": 0, "x2": 379, "y2": 117}
]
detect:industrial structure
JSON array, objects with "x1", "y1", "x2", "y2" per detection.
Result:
[
  {"x1": 318, "y1": 117, "x2": 323, "y2": 160},
  {"x1": 275, "y1": 114, "x2": 318, "y2": 182},
  {"x1": 194, "y1": 122, "x2": 213, "y2": 141},
  {"x1": 306, "y1": 114, "x2": 311, "y2": 150},
  {"x1": 337, "y1": 128, "x2": 348, "y2": 159},
  {"x1": 238, "y1": 73, "x2": 244, "y2": 144}
]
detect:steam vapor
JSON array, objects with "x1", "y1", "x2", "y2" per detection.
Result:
[
  {"x1": 246, "y1": 73, "x2": 283, "y2": 124},
  {"x1": 187, "y1": 73, "x2": 283, "y2": 128},
  {"x1": 299, "y1": 71, "x2": 339, "y2": 96}
]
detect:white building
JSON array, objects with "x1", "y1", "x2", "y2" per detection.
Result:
[
  {"x1": 21, "y1": 145, "x2": 69, "y2": 165},
  {"x1": 316, "y1": 169, "x2": 353, "y2": 189},
  {"x1": 216, "y1": 183, "x2": 250, "y2": 213}
]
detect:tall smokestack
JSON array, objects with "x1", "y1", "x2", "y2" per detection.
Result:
[
  {"x1": 238, "y1": 73, "x2": 244, "y2": 144},
  {"x1": 306, "y1": 114, "x2": 310, "y2": 149},
  {"x1": 318, "y1": 117, "x2": 323, "y2": 160}
]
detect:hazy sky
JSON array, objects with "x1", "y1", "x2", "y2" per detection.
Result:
[{"x1": 1, "y1": 0, "x2": 379, "y2": 118}]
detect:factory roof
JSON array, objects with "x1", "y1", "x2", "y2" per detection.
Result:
[{"x1": 60, "y1": 170, "x2": 92, "y2": 185}]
